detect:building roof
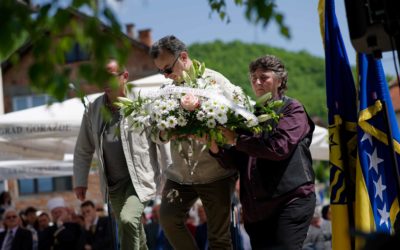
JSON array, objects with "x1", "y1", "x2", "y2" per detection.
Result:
[{"x1": 1, "y1": 7, "x2": 150, "y2": 71}]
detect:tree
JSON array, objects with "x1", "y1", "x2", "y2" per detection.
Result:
[{"x1": 0, "y1": 0, "x2": 288, "y2": 101}]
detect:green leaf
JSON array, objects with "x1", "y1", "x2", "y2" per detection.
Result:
[{"x1": 255, "y1": 92, "x2": 272, "y2": 106}]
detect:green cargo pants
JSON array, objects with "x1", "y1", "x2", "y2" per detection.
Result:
[{"x1": 108, "y1": 181, "x2": 148, "y2": 250}]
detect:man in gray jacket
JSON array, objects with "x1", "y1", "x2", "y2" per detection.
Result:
[
  {"x1": 150, "y1": 35, "x2": 238, "y2": 250},
  {"x1": 73, "y1": 59, "x2": 171, "y2": 250}
]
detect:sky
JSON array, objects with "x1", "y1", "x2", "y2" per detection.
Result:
[{"x1": 104, "y1": 0, "x2": 398, "y2": 77}]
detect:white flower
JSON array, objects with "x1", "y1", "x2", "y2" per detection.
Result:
[
  {"x1": 215, "y1": 112, "x2": 228, "y2": 124},
  {"x1": 151, "y1": 112, "x2": 161, "y2": 121},
  {"x1": 166, "y1": 99, "x2": 179, "y2": 110},
  {"x1": 206, "y1": 111, "x2": 216, "y2": 119},
  {"x1": 177, "y1": 116, "x2": 187, "y2": 126},
  {"x1": 206, "y1": 119, "x2": 216, "y2": 128},
  {"x1": 158, "y1": 102, "x2": 170, "y2": 114},
  {"x1": 196, "y1": 111, "x2": 206, "y2": 121},
  {"x1": 196, "y1": 78, "x2": 208, "y2": 88},
  {"x1": 157, "y1": 120, "x2": 168, "y2": 130},
  {"x1": 166, "y1": 116, "x2": 178, "y2": 128},
  {"x1": 216, "y1": 105, "x2": 228, "y2": 113}
]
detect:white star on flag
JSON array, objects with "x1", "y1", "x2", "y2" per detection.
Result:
[
  {"x1": 374, "y1": 176, "x2": 387, "y2": 201},
  {"x1": 361, "y1": 132, "x2": 373, "y2": 146},
  {"x1": 368, "y1": 148, "x2": 384, "y2": 174},
  {"x1": 378, "y1": 204, "x2": 390, "y2": 228}
]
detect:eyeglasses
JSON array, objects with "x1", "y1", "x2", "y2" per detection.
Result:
[
  {"x1": 5, "y1": 215, "x2": 17, "y2": 220},
  {"x1": 159, "y1": 55, "x2": 180, "y2": 75}
]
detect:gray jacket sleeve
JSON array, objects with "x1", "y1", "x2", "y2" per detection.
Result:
[{"x1": 73, "y1": 107, "x2": 96, "y2": 188}]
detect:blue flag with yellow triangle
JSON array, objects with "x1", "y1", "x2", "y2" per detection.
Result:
[{"x1": 356, "y1": 53, "x2": 400, "y2": 239}]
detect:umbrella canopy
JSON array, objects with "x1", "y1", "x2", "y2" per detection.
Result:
[
  {"x1": 0, "y1": 74, "x2": 171, "y2": 179},
  {"x1": 309, "y1": 125, "x2": 329, "y2": 161}
]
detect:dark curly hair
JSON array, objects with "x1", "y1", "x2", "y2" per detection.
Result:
[{"x1": 249, "y1": 55, "x2": 288, "y2": 96}]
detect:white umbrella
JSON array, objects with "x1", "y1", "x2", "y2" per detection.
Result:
[
  {"x1": 0, "y1": 74, "x2": 171, "y2": 178},
  {"x1": 0, "y1": 93, "x2": 101, "y2": 160}
]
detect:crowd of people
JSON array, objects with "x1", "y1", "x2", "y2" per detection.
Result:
[
  {"x1": 2, "y1": 35, "x2": 331, "y2": 250},
  {"x1": 0, "y1": 190, "x2": 332, "y2": 250},
  {"x1": 0, "y1": 192, "x2": 111, "y2": 250}
]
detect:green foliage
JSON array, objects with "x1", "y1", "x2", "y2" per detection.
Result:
[
  {"x1": 0, "y1": 0, "x2": 129, "y2": 101},
  {"x1": 314, "y1": 160, "x2": 329, "y2": 183},
  {"x1": 189, "y1": 40, "x2": 328, "y2": 121},
  {"x1": 208, "y1": 0, "x2": 290, "y2": 38}
]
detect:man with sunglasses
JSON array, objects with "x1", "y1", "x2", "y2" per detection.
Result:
[
  {"x1": 73, "y1": 59, "x2": 171, "y2": 250},
  {"x1": 150, "y1": 35, "x2": 238, "y2": 250}
]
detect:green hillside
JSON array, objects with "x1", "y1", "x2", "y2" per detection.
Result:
[{"x1": 188, "y1": 40, "x2": 327, "y2": 122}]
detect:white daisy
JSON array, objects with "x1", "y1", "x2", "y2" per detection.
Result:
[
  {"x1": 206, "y1": 119, "x2": 216, "y2": 128},
  {"x1": 196, "y1": 111, "x2": 206, "y2": 121},
  {"x1": 215, "y1": 112, "x2": 228, "y2": 124},
  {"x1": 177, "y1": 116, "x2": 187, "y2": 126},
  {"x1": 166, "y1": 116, "x2": 178, "y2": 128},
  {"x1": 157, "y1": 120, "x2": 168, "y2": 130}
]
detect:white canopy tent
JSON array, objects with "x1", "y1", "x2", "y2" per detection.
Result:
[
  {"x1": 0, "y1": 74, "x2": 328, "y2": 179},
  {"x1": 0, "y1": 74, "x2": 171, "y2": 180},
  {"x1": 309, "y1": 125, "x2": 329, "y2": 161}
]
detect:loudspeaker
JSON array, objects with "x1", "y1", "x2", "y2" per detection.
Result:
[{"x1": 344, "y1": 0, "x2": 400, "y2": 57}]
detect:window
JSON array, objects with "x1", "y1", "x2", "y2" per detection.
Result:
[
  {"x1": 12, "y1": 94, "x2": 53, "y2": 111},
  {"x1": 0, "y1": 181, "x2": 6, "y2": 193},
  {"x1": 18, "y1": 176, "x2": 73, "y2": 195},
  {"x1": 65, "y1": 43, "x2": 90, "y2": 63}
]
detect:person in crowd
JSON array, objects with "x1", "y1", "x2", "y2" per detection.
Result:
[
  {"x1": 194, "y1": 202, "x2": 208, "y2": 250},
  {"x1": 24, "y1": 206, "x2": 39, "y2": 250},
  {"x1": 0, "y1": 208, "x2": 33, "y2": 250},
  {"x1": 238, "y1": 208, "x2": 252, "y2": 250},
  {"x1": 37, "y1": 213, "x2": 50, "y2": 232},
  {"x1": 71, "y1": 213, "x2": 85, "y2": 229},
  {"x1": 150, "y1": 35, "x2": 238, "y2": 250},
  {"x1": 321, "y1": 204, "x2": 332, "y2": 249},
  {"x1": 73, "y1": 59, "x2": 171, "y2": 250},
  {"x1": 144, "y1": 201, "x2": 172, "y2": 250},
  {"x1": 38, "y1": 197, "x2": 85, "y2": 250},
  {"x1": 80, "y1": 200, "x2": 112, "y2": 250},
  {"x1": 209, "y1": 55, "x2": 316, "y2": 249},
  {"x1": 0, "y1": 192, "x2": 12, "y2": 218},
  {"x1": 303, "y1": 206, "x2": 325, "y2": 250}
]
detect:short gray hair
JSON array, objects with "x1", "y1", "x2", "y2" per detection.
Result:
[
  {"x1": 150, "y1": 35, "x2": 187, "y2": 59},
  {"x1": 2, "y1": 207, "x2": 17, "y2": 220},
  {"x1": 249, "y1": 55, "x2": 288, "y2": 95}
]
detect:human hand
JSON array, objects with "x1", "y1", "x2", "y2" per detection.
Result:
[
  {"x1": 220, "y1": 128, "x2": 237, "y2": 145},
  {"x1": 84, "y1": 244, "x2": 93, "y2": 250},
  {"x1": 188, "y1": 134, "x2": 219, "y2": 154},
  {"x1": 57, "y1": 208, "x2": 72, "y2": 225},
  {"x1": 74, "y1": 187, "x2": 87, "y2": 201}
]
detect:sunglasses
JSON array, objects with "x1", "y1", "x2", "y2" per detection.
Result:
[
  {"x1": 5, "y1": 215, "x2": 17, "y2": 220},
  {"x1": 159, "y1": 55, "x2": 180, "y2": 75}
]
